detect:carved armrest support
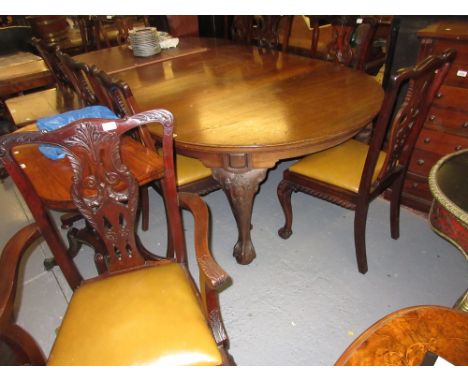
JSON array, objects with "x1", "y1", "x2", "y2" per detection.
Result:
[
  {"x1": 178, "y1": 192, "x2": 230, "y2": 290},
  {"x1": 0, "y1": 224, "x2": 41, "y2": 329}
]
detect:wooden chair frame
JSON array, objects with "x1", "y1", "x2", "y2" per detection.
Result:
[
  {"x1": 231, "y1": 15, "x2": 292, "y2": 52},
  {"x1": 277, "y1": 49, "x2": 456, "y2": 274},
  {"x1": 85, "y1": 63, "x2": 221, "y2": 217},
  {"x1": 30, "y1": 37, "x2": 74, "y2": 97},
  {"x1": 0, "y1": 111, "x2": 233, "y2": 365}
]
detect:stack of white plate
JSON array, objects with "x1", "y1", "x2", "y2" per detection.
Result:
[{"x1": 128, "y1": 27, "x2": 161, "y2": 57}]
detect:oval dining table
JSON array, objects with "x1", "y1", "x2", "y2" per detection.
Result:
[{"x1": 79, "y1": 37, "x2": 385, "y2": 265}]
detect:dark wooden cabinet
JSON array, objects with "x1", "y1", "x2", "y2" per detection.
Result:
[{"x1": 400, "y1": 21, "x2": 468, "y2": 212}]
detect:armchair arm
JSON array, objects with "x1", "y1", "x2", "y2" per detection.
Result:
[
  {"x1": 0, "y1": 223, "x2": 41, "y2": 329},
  {"x1": 178, "y1": 192, "x2": 230, "y2": 290}
]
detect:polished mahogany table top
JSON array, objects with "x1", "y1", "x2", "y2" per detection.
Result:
[
  {"x1": 113, "y1": 38, "x2": 384, "y2": 169},
  {"x1": 47, "y1": 38, "x2": 385, "y2": 265}
]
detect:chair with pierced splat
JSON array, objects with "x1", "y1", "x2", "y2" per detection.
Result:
[
  {"x1": 0, "y1": 110, "x2": 233, "y2": 365},
  {"x1": 277, "y1": 49, "x2": 456, "y2": 274}
]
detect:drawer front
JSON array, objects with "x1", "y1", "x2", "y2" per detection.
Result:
[
  {"x1": 416, "y1": 128, "x2": 468, "y2": 157},
  {"x1": 445, "y1": 62, "x2": 468, "y2": 88},
  {"x1": 403, "y1": 172, "x2": 432, "y2": 200},
  {"x1": 426, "y1": 106, "x2": 468, "y2": 137},
  {"x1": 430, "y1": 40, "x2": 468, "y2": 63},
  {"x1": 408, "y1": 148, "x2": 440, "y2": 176},
  {"x1": 433, "y1": 85, "x2": 468, "y2": 110}
]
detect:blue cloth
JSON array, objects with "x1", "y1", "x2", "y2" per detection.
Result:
[{"x1": 37, "y1": 106, "x2": 119, "y2": 160}]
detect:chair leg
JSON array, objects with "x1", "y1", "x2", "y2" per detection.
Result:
[
  {"x1": 44, "y1": 226, "x2": 84, "y2": 271},
  {"x1": 140, "y1": 187, "x2": 150, "y2": 232},
  {"x1": 277, "y1": 179, "x2": 295, "y2": 239},
  {"x1": 354, "y1": 204, "x2": 370, "y2": 274},
  {"x1": 219, "y1": 346, "x2": 236, "y2": 365},
  {"x1": 390, "y1": 174, "x2": 405, "y2": 240}
]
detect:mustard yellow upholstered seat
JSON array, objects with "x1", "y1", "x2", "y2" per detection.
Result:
[
  {"x1": 156, "y1": 148, "x2": 216, "y2": 194},
  {"x1": 48, "y1": 263, "x2": 222, "y2": 366},
  {"x1": 172, "y1": 153, "x2": 213, "y2": 187},
  {"x1": 288, "y1": 139, "x2": 386, "y2": 193}
]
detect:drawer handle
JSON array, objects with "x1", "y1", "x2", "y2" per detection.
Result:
[
  {"x1": 455, "y1": 145, "x2": 463, "y2": 151},
  {"x1": 463, "y1": 122, "x2": 468, "y2": 128},
  {"x1": 436, "y1": 92, "x2": 443, "y2": 99},
  {"x1": 412, "y1": 182, "x2": 419, "y2": 188},
  {"x1": 417, "y1": 159, "x2": 425, "y2": 166},
  {"x1": 429, "y1": 115, "x2": 436, "y2": 121},
  {"x1": 423, "y1": 137, "x2": 431, "y2": 144}
]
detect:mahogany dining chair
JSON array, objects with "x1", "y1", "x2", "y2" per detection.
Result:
[
  {"x1": 0, "y1": 110, "x2": 233, "y2": 365},
  {"x1": 87, "y1": 65, "x2": 221, "y2": 255},
  {"x1": 55, "y1": 52, "x2": 219, "y2": 257},
  {"x1": 277, "y1": 49, "x2": 456, "y2": 274},
  {"x1": 231, "y1": 15, "x2": 292, "y2": 52},
  {"x1": 302, "y1": 16, "x2": 379, "y2": 72},
  {"x1": 85, "y1": 63, "x2": 219, "y2": 217}
]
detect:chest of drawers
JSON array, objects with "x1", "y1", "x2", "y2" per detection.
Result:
[{"x1": 401, "y1": 21, "x2": 468, "y2": 212}]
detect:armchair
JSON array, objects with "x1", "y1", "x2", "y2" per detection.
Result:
[{"x1": 0, "y1": 110, "x2": 233, "y2": 365}]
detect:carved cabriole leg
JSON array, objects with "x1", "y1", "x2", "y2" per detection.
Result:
[
  {"x1": 44, "y1": 226, "x2": 82, "y2": 271},
  {"x1": 40, "y1": 214, "x2": 83, "y2": 290},
  {"x1": 44, "y1": 225, "x2": 108, "y2": 274},
  {"x1": 212, "y1": 167, "x2": 268, "y2": 265},
  {"x1": 277, "y1": 179, "x2": 295, "y2": 239}
]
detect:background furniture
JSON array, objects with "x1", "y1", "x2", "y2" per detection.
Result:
[
  {"x1": 0, "y1": 27, "x2": 53, "y2": 100},
  {"x1": 0, "y1": 25, "x2": 33, "y2": 54},
  {"x1": 231, "y1": 16, "x2": 292, "y2": 51},
  {"x1": 428, "y1": 149, "x2": 468, "y2": 258},
  {"x1": 26, "y1": 16, "x2": 84, "y2": 54},
  {"x1": 74, "y1": 37, "x2": 211, "y2": 75},
  {"x1": 276, "y1": 50, "x2": 455, "y2": 274},
  {"x1": 4, "y1": 38, "x2": 80, "y2": 128},
  {"x1": 335, "y1": 305, "x2": 468, "y2": 366},
  {"x1": 428, "y1": 149, "x2": 468, "y2": 314},
  {"x1": 166, "y1": 15, "x2": 199, "y2": 37},
  {"x1": 282, "y1": 16, "x2": 391, "y2": 76},
  {"x1": 0, "y1": 111, "x2": 232, "y2": 365},
  {"x1": 399, "y1": 20, "x2": 468, "y2": 213}
]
